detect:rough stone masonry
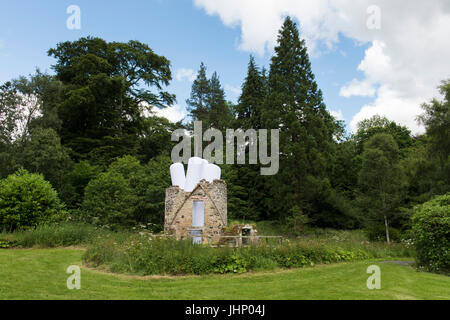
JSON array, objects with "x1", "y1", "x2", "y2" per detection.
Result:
[{"x1": 164, "y1": 179, "x2": 227, "y2": 244}]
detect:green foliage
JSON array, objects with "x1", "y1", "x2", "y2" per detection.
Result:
[
  {"x1": 81, "y1": 155, "x2": 171, "y2": 230},
  {"x1": 7, "y1": 223, "x2": 104, "y2": 248},
  {"x1": 364, "y1": 224, "x2": 402, "y2": 242},
  {"x1": 62, "y1": 161, "x2": 102, "y2": 208},
  {"x1": 260, "y1": 17, "x2": 338, "y2": 222},
  {"x1": 83, "y1": 231, "x2": 412, "y2": 276},
  {"x1": 186, "y1": 63, "x2": 233, "y2": 130},
  {"x1": 358, "y1": 133, "x2": 407, "y2": 242},
  {"x1": 186, "y1": 62, "x2": 210, "y2": 124},
  {"x1": 0, "y1": 81, "x2": 32, "y2": 178},
  {"x1": 0, "y1": 239, "x2": 18, "y2": 249},
  {"x1": 220, "y1": 164, "x2": 248, "y2": 220},
  {"x1": 418, "y1": 80, "x2": 450, "y2": 163},
  {"x1": 236, "y1": 56, "x2": 266, "y2": 129},
  {"x1": 138, "y1": 116, "x2": 180, "y2": 163},
  {"x1": 48, "y1": 37, "x2": 175, "y2": 164},
  {"x1": 0, "y1": 169, "x2": 65, "y2": 231},
  {"x1": 412, "y1": 194, "x2": 450, "y2": 274},
  {"x1": 354, "y1": 115, "x2": 413, "y2": 155},
  {"x1": 144, "y1": 156, "x2": 172, "y2": 229},
  {"x1": 82, "y1": 170, "x2": 137, "y2": 229},
  {"x1": 286, "y1": 206, "x2": 310, "y2": 237},
  {"x1": 20, "y1": 127, "x2": 73, "y2": 192}
]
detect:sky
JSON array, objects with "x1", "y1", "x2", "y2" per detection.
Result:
[{"x1": 1, "y1": 0, "x2": 449, "y2": 135}]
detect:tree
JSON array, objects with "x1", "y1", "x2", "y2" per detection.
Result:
[
  {"x1": 0, "y1": 82, "x2": 22, "y2": 177},
  {"x1": 261, "y1": 16, "x2": 337, "y2": 220},
  {"x1": 14, "y1": 71, "x2": 64, "y2": 134},
  {"x1": 208, "y1": 72, "x2": 232, "y2": 130},
  {"x1": 354, "y1": 115, "x2": 413, "y2": 155},
  {"x1": 20, "y1": 128, "x2": 73, "y2": 193},
  {"x1": 138, "y1": 116, "x2": 181, "y2": 163},
  {"x1": 358, "y1": 133, "x2": 406, "y2": 243},
  {"x1": 0, "y1": 77, "x2": 49, "y2": 178},
  {"x1": 48, "y1": 37, "x2": 175, "y2": 164},
  {"x1": 418, "y1": 80, "x2": 450, "y2": 188},
  {"x1": 186, "y1": 63, "x2": 232, "y2": 130},
  {"x1": 186, "y1": 62, "x2": 210, "y2": 125},
  {"x1": 231, "y1": 56, "x2": 270, "y2": 221},
  {"x1": 236, "y1": 56, "x2": 266, "y2": 129}
]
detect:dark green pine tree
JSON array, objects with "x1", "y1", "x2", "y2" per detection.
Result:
[
  {"x1": 231, "y1": 56, "x2": 270, "y2": 220},
  {"x1": 186, "y1": 62, "x2": 210, "y2": 125},
  {"x1": 262, "y1": 16, "x2": 336, "y2": 220},
  {"x1": 207, "y1": 71, "x2": 232, "y2": 130},
  {"x1": 236, "y1": 56, "x2": 266, "y2": 129}
]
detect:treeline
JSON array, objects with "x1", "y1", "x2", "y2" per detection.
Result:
[{"x1": 0, "y1": 17, "x2": 448, "y2": 239}]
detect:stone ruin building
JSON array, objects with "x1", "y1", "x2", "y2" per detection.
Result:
[
  {"x1": 164, "y1": 179, "x2": 227, "y2": 244},
  {"x1": 164, "y1": 158, "x2": 227, "y2": 244}
]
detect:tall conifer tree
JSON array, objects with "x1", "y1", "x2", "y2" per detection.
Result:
[
  {"x1": 186, "y1": 62, "x2": 210, "y2": 125},
  {"x1": 208, "y1": 71, "x2": 231, "y2": 130},
  {"x1": 236, "y1": 56, "x2": 266, "y2": 129},
  {"x1": 262, "y1": 17, "x2": 336, "y2": 219}
]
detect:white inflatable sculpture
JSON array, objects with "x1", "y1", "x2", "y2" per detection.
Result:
[
  {"x1": 170, "y1": 163, "x2": 186, "y2": 188},
  {"x1": 170, "y1": 158, "x2": 221, "y2": 192}
]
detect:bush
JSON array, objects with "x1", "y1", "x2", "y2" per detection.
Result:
[
  {"x1": 82, "y1": 171, "x2": 137, "y2": 229},
  {"x1": 412, "y1": 194, "x2": 450, "y2": 274},
  {"x1": 81, "y1": 155, "x2": 171, "y2": 231},
  {"x1": 0, "y1": 169, "x2": 66, "y2": 231},
  {"x1": 0, "y1": 239, "x2": 18, "y2": 249}
]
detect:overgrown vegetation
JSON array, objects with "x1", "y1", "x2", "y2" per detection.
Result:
[
  {"x1": 82, "y1": 232, "x2": 413, "y2": 276},
  {"x1": 0, "y1": 223, "x2": 110, "y2": 248}
]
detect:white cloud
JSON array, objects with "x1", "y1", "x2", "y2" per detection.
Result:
[
  {"x1": 350, "y1": 86, "x2": 424, "y2": 134},
  {"x1": 340, "y1": 40, "x2": 390, "y2": 98},
  {"x1": 330, "y1": 109, "x2": 345, "y2": 121},
  {"x1": 176, "y1": 68, "x2": 196, "y2": 82},
  {"x1": 193, "y1": 0, "x2": 450, "y2": 134},
  {"x1": 340, "y1": 79, "x2": 376, "y2": 98},
  {"x1": 154, "y1": 104, "x2": 187, "y2": 123},
  {"x1": 225, "y1": 84, "x2": 241, "y2": 99}
]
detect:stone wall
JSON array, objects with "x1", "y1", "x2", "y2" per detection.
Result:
[{"x1": 164, "y1": 179, "x2": 227, "y2": 243}]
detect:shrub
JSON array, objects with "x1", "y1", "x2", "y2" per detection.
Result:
[
  {"x1": 82, "y1": 171, "x2": 137, "y2": 229},
  {"x1": 80, "y1": 156, "x2": 171, "y2": 231},
  {"x1": 0, "y1": 169, "x2": 66, "y2": 231},
  {"x1": 412, "y1": 194, "x2": 450, "y2": 274},
  {"x1": 0, "y1": 239, "x2": 18, "y2": 249}
]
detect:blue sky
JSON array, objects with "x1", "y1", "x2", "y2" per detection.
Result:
[{"x1": 2, "y1": 0, "x2": 448, "y2": 134}]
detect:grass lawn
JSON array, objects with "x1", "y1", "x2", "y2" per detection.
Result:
[{"x1": 0, "y1": 248, "x2": 448, "y2": 300}]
